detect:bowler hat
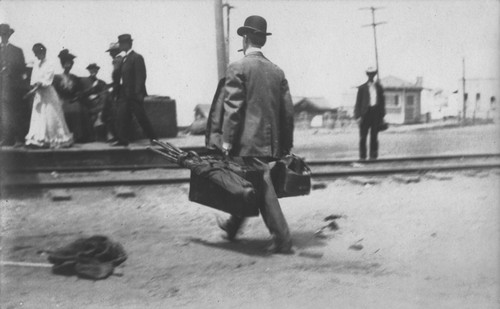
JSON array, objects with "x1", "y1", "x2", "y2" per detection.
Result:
[
  {"x1": 0, "y1": 24, "x2": 14, "y2": 36},
  {"x1": 86, "y1": 63, "x2": 100, "y2": 71},
  {"x1": 237, "y1": 16, "x2": 272, "y2": 36},
  {"x1": 118, "y1": 34, "x2": 133, "y2": 43},
  {"x1": 366, "y1": 66, "x2": 378, "y2": 74},
  {"x1": 106, "y1": 42, "x2": 120, "y2": 52}
]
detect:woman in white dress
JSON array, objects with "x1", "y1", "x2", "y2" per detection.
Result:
[{"x1": 25, "y1": 43, "x2": 73, "y2": 148}]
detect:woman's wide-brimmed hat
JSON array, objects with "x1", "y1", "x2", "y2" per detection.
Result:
[
  {"x1": 58, "y1": 49, "x2": 76, "y2": 62},
  {"x1": 0, "y1": 24, "x2": 14, "y2": 36},
  {"x1": 237, "y1": 15, "x2": 272, "y2": 36}
]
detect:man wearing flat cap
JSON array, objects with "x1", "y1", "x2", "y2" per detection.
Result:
[
  {"x1": 113, "y1": 34, "x2": 157, "y2": 146},
  {"x1": 0, "y1": 23, "x2": 28, "y2": 146},
  {"x1": 216, "y1": 16, "x2": 295, "y2": 254},
  {"x1": 354, "y1": 67, "x2": 386, "y2": 160}
]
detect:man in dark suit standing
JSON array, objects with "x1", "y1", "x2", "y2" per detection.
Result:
[
  {"x1": 354, "y1": 67, "x2": 385, "y2": 160},
  {"x1": 0, "y1": 24, "x2": 27, "y2": 147},
  {"x1": 113, "y1": 34, "x2": 156, "y2": 146},
  {"x1": 216, "y1": 16, "x2": 295, "y2": 254}
]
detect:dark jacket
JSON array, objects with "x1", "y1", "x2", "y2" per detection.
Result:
[
  {"x1": 222, "y1": 51, "x2": 294, "y2": 158},
  {"x1": 354, "y1": 81, "x2": 385, "y2": 119},
  {"x1": 0, "y1": 43, "x2": 26, "y2": 96},
  {"x1": 119, "y1": 50, "x2": 147, "y2": 100}
]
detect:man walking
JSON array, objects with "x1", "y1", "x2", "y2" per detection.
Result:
[
  {"x1": 217, "y1": 16, "x2": 295, "y2": 254},
  {"x1": 0, "y1": 24, "x2": 27, "y2": 146},
  {"x1": 113, "y1": 34, "x2": 156, "y2": 146},
  {"x1": 354, "y1": 67, "x2": 385, "y2": 160}
]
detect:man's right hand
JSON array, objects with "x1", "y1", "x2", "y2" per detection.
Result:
[{"x1": 355, "y1": 118, "x2": 361, "y2": 126}]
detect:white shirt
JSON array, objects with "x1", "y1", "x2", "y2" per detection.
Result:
[
  {"x1": 31, "y1": 58, "x2": 55, "y2": 87},
  {"x1": 368, "y1": 81, "x2": 377, "y2": 106},
  {"x1": 245, "y1": 46, "x2": 262, "y2": 55}
]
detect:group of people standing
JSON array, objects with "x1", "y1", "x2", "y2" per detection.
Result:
[{"x1": 0, "y1": 24, "x2": 156, "y2": 148}]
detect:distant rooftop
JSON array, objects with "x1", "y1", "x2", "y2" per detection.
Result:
[{"x1": 381, "y1": 75, "x2": 423, "y2": 90}]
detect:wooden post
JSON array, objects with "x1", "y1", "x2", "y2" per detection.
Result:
[{"x1": 214, "y1": 0, "x2": 227, "y2": 80}]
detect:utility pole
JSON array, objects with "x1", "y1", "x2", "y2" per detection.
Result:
[
  {"x1": 360, "y1": 6, "x2": 386, "y2": 78},
  {"x1": 462, "y1": 57, "x2": 466, "y2": 124},
  {"x1": 222, "y1": 2, "x2": 234, "y2": 63},
  {"x1": 214, "y1": 0, "x2": 226, "y2": 80}
]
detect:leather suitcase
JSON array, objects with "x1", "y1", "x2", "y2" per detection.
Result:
[
  {"x1": 188, "y1": 159, "x2": 262, "y2": 217},
  {"x1": 271, "y1": 154, "x2": 312, "y2": 198}
]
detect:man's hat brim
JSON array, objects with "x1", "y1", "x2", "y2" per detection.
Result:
[{"x1": 237, "y1": 26, "x2": 272, "y2": 36}]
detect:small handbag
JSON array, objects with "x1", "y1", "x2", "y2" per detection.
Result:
[
  {"x1": 271, "y1": 154, "x2": 312, "y2": 198},
  {"x1": 379, "y1": 120, "x2": 389, "y2": 131}
]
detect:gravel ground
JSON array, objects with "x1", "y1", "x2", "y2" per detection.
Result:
[{"x1": 1, "y1": 169, "x2": 499, "y2": 308}]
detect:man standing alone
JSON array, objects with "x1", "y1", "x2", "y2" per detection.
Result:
[
  {"x1": 217, "y1": 16, "x2": 295, "y2": 254},
  {"x1": 113, "y1": 34, "x2": 156, "y2": 146},
  {"x1": 354, "y1": 67, "x2": 385, "y2": 160},
  {"x1": 0, "y1": 24, "x2": 27, "y2": 146}
]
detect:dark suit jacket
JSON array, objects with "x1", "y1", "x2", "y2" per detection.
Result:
[
  {"x1": 119, "y1": 50, "x2": 147, "y2": 101},
  {"x1": 0, "y1": 43, "x2": 26, "y2": 96},
  {"x1": 354, "y1": 81, "x2": 385, "y2": 120},
  {"x1": 222, "y1": 51, "x2": 294, "y2": 158}
]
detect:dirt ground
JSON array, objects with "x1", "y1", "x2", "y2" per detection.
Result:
[{"x1": 1, "y1": 169, "x2": 499, "y2": 308}]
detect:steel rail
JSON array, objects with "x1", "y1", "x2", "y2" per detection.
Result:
[
  {"x1": 2, "y1": 156, "x2": 499, "y2": 189},
  {"x1": 5, "y1": 153, "x2": 500, "y2": 173}
]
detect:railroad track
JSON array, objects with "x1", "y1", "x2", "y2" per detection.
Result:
[{"x1": 1, "y1": 153, "x2": 499, "y2": 189}]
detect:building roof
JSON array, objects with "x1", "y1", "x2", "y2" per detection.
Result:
[
  {"x1": 381, "y1": 75, "x2": 423, "y2": 90},
  {"x1": 293, "y1": 97, "x2": 337, "y2": 113}
]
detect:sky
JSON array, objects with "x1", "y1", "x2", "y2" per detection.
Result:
[{"x1": 1, "y1": 0, "x2": 498, "y2": 125}]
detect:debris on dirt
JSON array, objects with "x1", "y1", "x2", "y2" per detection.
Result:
[
  {"x1": 49, "y1": 189, "x2": 71, "y2": 201},
  {"x1": 324, "y1": 214, "x2": 343, "y2": 221},
  {"x1": 475, "y1": 171, "x2": 489, "y2": 178},
  {"x1": 327, "y1": 221, "x2": 339, "y2": 231},
  {"x1": 314, "y1": 229, "x2": 328, "y2": 239},
  {"x1": 351, "y1": 162, "x2": 364, "y2": 168},
  {"x1": 424, "y1": 173, "x2": 453, "y2": 181},
  {"x1": 114, "y1": 187, "x2": 136, "y2": 198},
  {"x1": 392, "y1": 175, "x2": 421, "y2": 184},
  {"x1": 298, "y1": 250, "x2": 324, "y2": 259},
  {"x1": 431, "y1": 232, "x2": 437, "y2": 237},
  {"x1": 312, "y1": 183, "x2": 327, "y2": 190},
  {"x1": 348, "y1": 177, "x2": 381, "y2": 186},
  {"x1": 349, "y1": 244, "x2": 364, "y2": 251}
]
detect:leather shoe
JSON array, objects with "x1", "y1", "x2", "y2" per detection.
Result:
[
  {"x1": 216, "y1": 216, "x2": 239, "y2": 241},
  {"x1": 111, "y1": 141, "x2": 129, "y2": 147},
  {"x1": 266, "y1": 242, "x2": 294, "y2": 255}
]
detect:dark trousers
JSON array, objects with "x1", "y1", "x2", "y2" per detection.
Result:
[
  {"x1": 359, "y1": 106, "x2": 381, "y2": 159},
  {"x1": 0, "y1": 93, "x2": 30, "y2": 144},
  {"x1": 226, "y1": 157, "x2": 292, "y2": 246},
  {"x1": 116, "y1": 97, "x2": 157, "y2": 143}
]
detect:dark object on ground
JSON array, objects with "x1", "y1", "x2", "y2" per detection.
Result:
[
  {"x1": 324, "y1": 214, "x2": 342, "y2": 221},
  {"x1": 312, "y1": 183, "x2": 327, "y2": 190},
  {"x1": 149, "y1": 140, "x2": 262, "y2": 217},
  {"x1": 271, "y1": 154, "x2": 311, "y2": 198},
  {"x1": 47, "y1": 235, "x2": 127, "y2": 280},
  {"x1": 349, "y1": 244, "x2": 364, "y2": 251}
]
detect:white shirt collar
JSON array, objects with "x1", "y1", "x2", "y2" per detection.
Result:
[
  {"x1": 124, "y1": 49, "x2": 133, "y2": 57},
  {"x1": 245, "y1": 46, "x2": 262, "y2": 55}
]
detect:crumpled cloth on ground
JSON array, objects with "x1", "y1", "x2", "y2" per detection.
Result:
[{"x1": 46, "y1": 235, "x2": 127, "y2": 280}]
